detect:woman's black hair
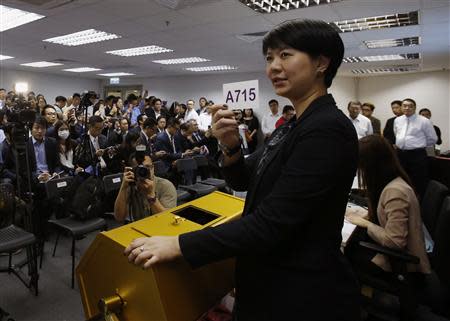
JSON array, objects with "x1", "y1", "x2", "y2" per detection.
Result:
[{"x1": 262, "y1": 19, "x2": 344, "y2": 88}]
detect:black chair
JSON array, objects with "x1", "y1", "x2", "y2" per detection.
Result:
[
  {"x1": 355, "y1": 241, "x2": 421, "y2": 321},
  {"x1": 0, "y1": 183, "x2": 39, "y2": 296},
  {"x1": 176, "y1": 158, "x2": 217, "y2": 198},
  {"x1": 46, "y1": 177, "x2": 107, "y2": 288},
  {"x1": 193, "y1": 155, "x2": 227, "y2": 190},
  {"x1": 421, "y1": 180, "x2": 449, "y2": 239},
  {"x1": 102, "y1": 173, "x2": 123, "y2": 216}
]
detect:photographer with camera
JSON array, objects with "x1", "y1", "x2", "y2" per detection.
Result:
[{"x1": 114, "y1": 149, "x2": 176, "y2": 222}]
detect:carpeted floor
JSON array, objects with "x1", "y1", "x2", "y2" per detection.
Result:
[{"x1": 0, "y1": 218, "x2": 122, "y2": 321}]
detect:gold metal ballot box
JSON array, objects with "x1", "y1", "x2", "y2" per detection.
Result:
[{"x1": 76, "y1": 191, "x2": 244, "y2": 321}]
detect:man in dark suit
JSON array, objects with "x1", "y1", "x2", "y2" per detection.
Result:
[
  {"x1": 139, "y1": 117, "x2": 166, "y2": 161},
  {"x1": 28, "y1": 117, "x2": 61, "y2": 181},
  {"x1": 383, "y1": 100, "x2": 403, "y2": 145},
  {"x1": 145, "y1": 98, "x2": 167, "y2": 121},
  {"x1": 27, "y1": 117, "x2": 61, "y2": 239},
  {"x1": 74, "y1": 116, "x2": 108, "y2": 175},
  {"x1": 154, "y1": 118, "x2": 192, "y2": 171}
]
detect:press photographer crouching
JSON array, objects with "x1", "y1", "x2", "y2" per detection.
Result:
[{"x1": 114, "y1": 147, "x2": 177, "y2": 222}]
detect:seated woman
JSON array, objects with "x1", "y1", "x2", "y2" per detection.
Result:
[
  {"x1": 346, "y1": 135, "x2": 431, "y2": 276},
  {"x1": 54, "y1": 120, "x2": 80, "y2": 175}
]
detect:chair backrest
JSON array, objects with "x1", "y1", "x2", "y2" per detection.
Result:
[
  {"x1": 433, "y1": 196, "x2": 450, "y2": 288},
  {"x1": 193, "y1": 155, "x2": 209, "y2": 180},
  {"x1": 0, "y1": 183, "x2": 15, "y2": 228},
  {"x1": 102, "y1": 173, "x2": 123, "y2": 194},
  {"x1": 153, "y1": 161, "x2": 168, "y2": 177},
  {"x1": 421, "y1": 180, "x2": 449, "y2": 238},
  {"x1": 176, "y1": 158, "x2": 197, "y2": 185},
  {"x1": 45, "y1": 176, "x2": 74, "y2": 199},
  {"x1": 193, "y1": 155, "x2": 209, "y2": 167}
]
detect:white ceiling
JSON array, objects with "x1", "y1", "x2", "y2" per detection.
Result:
[{"x1": 0, "y1": 0, "x2": 449, "y2": 79}]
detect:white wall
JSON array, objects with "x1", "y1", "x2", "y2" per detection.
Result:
[
  {"x1": 101, "y1": 72, "x2": 357, "y2": 121},
  {"x1": 357, "y1": 70, "x2": 450, "y2": 150},
  {"x1": 0, "y1": 69, "x2": 101, "y2": 102}
]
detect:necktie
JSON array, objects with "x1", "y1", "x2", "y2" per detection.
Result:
[{"x1": 170, "y1": 135, "x2": 176, "y2": 153}]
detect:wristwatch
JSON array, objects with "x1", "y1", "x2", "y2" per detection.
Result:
[
  {"x1": 147, "y1": 196, "x2": 157, "y2": 204},
  {"x1": 218, "y1": 139, "x2": 242, "y2": 157}
]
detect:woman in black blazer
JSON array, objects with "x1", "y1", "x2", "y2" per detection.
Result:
[{"x1": 125, "y1": 20, "x2": 360, "y2": 321}]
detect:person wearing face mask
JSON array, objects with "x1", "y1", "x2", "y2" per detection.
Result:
[{"x1": 54, "y1": 121, "x2": 81, "y2": 175}]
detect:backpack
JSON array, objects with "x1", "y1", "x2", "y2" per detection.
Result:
[{"x1": 68, "y1": 176, "x2": 105, "y2": 221}]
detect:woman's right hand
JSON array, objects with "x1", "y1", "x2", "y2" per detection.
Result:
[{"x1": 210, "y1": 105, "x2": 240, "y2": 149}]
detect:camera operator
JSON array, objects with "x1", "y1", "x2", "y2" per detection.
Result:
[{"x1": 114, "y1": 151, "x2": 176, "y2": 222}]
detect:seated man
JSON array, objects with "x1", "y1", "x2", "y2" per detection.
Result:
[
  {"x1": 114, "y1": 153, "x2": 177, "y2": 222},
  {"x1": 73, "y1": 115, "x2": 108, "y2": 175},
  {"x1": 27, "y1": 117, "x2": 61, "y2": 182},
  {"x1": 154, "y1": 118, "x2": 193, "y2": 171},
  {"x1": 139, "y1": 117, "x2": 166, "y2": 161}
]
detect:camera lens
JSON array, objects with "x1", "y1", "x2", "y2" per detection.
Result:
[{"x1": 134, "y1": 165, "x2": 149, "y2": 179}]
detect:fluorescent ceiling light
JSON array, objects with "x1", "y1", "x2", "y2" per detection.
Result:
[
  {"x1": 43, "y1": 29, "x2": 120, "y2": 46},
  {"x1": 153, "y1": 57, "x2": 210, "y2": 65},
  {"x1": 343, "y1": 53, "x2": 420, "y2": 63},
  {"x1": 21, "y1": 61, "x2": 63, "y2": 68},
  {"x1": 352, "y1": 64, "x2": 420, "y2": 74},
  {"x1": 364, "y1": 36, "x2": 421, "y2": 49},
  {"x1": 238, "y1": 0, "x2": 343, "y2": 14},
  {"x1": 331, "y1": 11, "x2": 419, "y2": 33},
  {"x1": 0, "y1": 55, "x2": 14, "y2": 61},
  {"x1": 106, "y1": 45, "x2": 173, "y2": 57},
  {"x1": 0, "y1": 5, "x2": 45, "y2": 32},
  {"x1": 186, "y1": 65, "x2": 238, "y2": 72},
  {"x1": 63, "y1": 67, "x2": 101, "y2": 73},
  {"x1": 97, "y1": 72, "x2": 135, "y2": 76}
]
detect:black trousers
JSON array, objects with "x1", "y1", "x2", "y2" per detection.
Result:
[{"x1": 397, "y1": 148, "x2": 429, "y2": 201}]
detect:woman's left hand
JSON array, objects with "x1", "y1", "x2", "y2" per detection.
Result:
[
  {"x1": 345, "y1": 211, "x2": 369, "y2": 228},
  {"x1": 124, "y1": 236, "x2": 182, "y2": 269}
]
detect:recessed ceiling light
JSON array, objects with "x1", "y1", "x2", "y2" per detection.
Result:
[
  {"x1": 43, "y1": 29, "x2": 121, "y2": 46},
  {"x1": 331, "y1": 11, "x2": 419, "y2": 33},
  {"x1": 186, "y1": 65, "x2": 238, "y2": 72},
  {"x1": 63, "y1": 67, "x2": 101, "y2": 73},
  {"x1": 21, "y1": 61, "x2": 64, "y2": 68},
  {"x1": 352, "y1": 64, "x2": 420, "y2": 74},
  {"x1": 238, "y1": 0, "x2": 344, "y2": 14},
  {"x1": 0, "y1": 5, "x2": 45, "y2": 32},
  {"x1": 364, "y1": 36, "x2": 421, "y2": 49},
  {"x1": 153, "y1": 57, "x2": 211, "y2": 65},
  {"x1": 97, "y1": 72, "x2": 135, "y2": 77},
  {"x1": 343, "y1": 53, "x2": 420, "y2": 63},
  {"x1": 0, "y1": 55, "x2": 14, "y2": 61},
  {"x1": 106, "y1": 45, "x2": 173, "y2": 57}
]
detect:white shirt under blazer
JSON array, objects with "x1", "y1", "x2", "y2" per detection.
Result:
[{"x1": 394, "y1": 114, "x2": 437, "y2": 150}]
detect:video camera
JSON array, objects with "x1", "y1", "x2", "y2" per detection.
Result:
[{"x1": 5, "y1": 95, "x2": 36, "y2": 147}]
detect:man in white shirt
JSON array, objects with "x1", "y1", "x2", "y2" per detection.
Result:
[
  {"x1": 347, "y1": 101, "x2": 373, "y2": 139},
  {"x1": 261, "y1": 99, "x2": 281, "y2": 140},
  {"x1": 184, "y1": 99, "x2": 200, "y2": 123},
  {"x1": 394, "y1": 98, "x2": 437, "y2": 199},
  {"x1": 198, "y1": 104, "x2": 212, "y2": 131}
]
